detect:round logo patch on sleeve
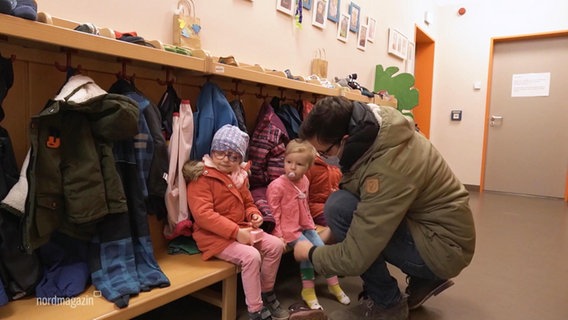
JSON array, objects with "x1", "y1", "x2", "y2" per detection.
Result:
[{"x1": 365, "y1": 178, "x2": 380, "y2": 194}]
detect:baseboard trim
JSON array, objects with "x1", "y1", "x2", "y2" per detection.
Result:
[{"x1": 464, "y1": 184, "x2": 480, "y2": 192}]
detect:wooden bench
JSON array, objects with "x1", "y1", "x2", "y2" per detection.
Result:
[{"x1": 0, "y1": 214, "x2": 239, "y2": 320}]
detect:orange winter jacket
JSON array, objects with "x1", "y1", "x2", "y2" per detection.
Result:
[
  {"x1": 185, "y1": 162, "x2": 259, "y2": 260},
  {"x1": 304, "y1": 156, "x2": 342, "y2": 220}
]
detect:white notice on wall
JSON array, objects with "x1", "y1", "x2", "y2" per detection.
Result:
[{"x1": 511, "y1": 72, "x2": 550, "y2": 97}]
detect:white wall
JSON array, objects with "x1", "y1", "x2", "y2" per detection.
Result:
[
  {"x1": 431, "y1": 0, "x2": 568, "y2": 185},
  {"x1": 37, "y1": 0, "x2": 568, "y2": 185}
]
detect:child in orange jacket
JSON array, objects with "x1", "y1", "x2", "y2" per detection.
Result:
[{"x1": 184, "y1": 125, "x2": 288, "y2": 320}]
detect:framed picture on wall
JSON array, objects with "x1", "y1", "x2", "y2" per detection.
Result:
[
  {"x1": 337, "y1": 12, "x2": 350, "y2": 42},
  {"x1": 367, "y1": 17, "x2": 376, "y2": 42},
  {"x1": 357, "y1": 24, "x2": 368, "y2": 51},
  {"x1": 303, "y1": 0, "x2": 312, "y2": 10},
  {"x1": 406, "y1": 42, "x2": 416, "y2": 74},
  {"x1": 312, "y1": 0, "x2": 328, "y2": 29},
  {"x1": 327, "y1": 0, "x2": 340, "y2": 23},
  {"x1": 276, "y1": 0, "x2": 294, "y2": 16},
  {"x1": 348, "y1": 2, "x2": 360, "y2": 33},
  {"x1": 388, "y1": 28, "x2": 407, "y2": 59}
]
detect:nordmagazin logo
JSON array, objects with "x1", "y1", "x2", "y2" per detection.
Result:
[{"x1": 36, "y1": 291, "x2": 100, "y2": 308}]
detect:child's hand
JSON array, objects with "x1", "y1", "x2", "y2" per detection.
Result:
[
  {"x1": 236, "y1": 227, "x2": 252, "y2": 245},
  {"x1": 250, "y1": 214, "x2": 263, "y2": 228}
]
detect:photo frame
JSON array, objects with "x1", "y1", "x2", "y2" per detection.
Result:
[
  {"x1": 276, "y1": 0, "x2": 294, "y2": 16},
  {"x1": 336, "y1": 12, "x2": 350, "y2": 42},
  {"x1": 348, "y1": 2, "x2": 360, "y2": 33},
  {"x1": 357, "y1": 24, "x2": 368, "y2": 51},
  {"x1": 302, "y1": 0, "x2": 312, "y2": 10},
  {"x1": 388, "y1": 28, "x2": 408, "y2": 59},
  {"x1": 367, "y1": 17, "x2": 376, "y2": 42},
  {"x1": 327, "y1": 0, "x2": 340, "y2": 23},
  {"x1": 405, "y1": 42, "x2": 416, "y2": 74},
  {"x1": 312, "y1": 0, "x2": 328, "y2": 29}
]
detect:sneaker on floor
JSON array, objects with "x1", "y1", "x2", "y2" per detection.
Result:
[
  {"x1": 249, "y1": 306, "x2": 272, "y2": 320},
  {"x1": 405, "y1": 277, "x2": 454, "y2": 310},
  {"x1": 328, "y1": 294, "x2": 408, "y2": 320},
  {"x1": 262, "y1": 293, "x2": 289, "y2": 320}
]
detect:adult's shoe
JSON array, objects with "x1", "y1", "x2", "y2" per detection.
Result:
[
  {"x1": 405, "y1": 276, "x2": 454, "y2": 310},
  {"x1": 328, "y1": 293, "x2": 408, "y2": 320}
]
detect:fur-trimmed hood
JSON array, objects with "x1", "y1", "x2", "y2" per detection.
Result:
[{"x1": 182, "y1": 160, "x2": 204, "y2": 183}]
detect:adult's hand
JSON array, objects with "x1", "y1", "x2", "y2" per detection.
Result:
[{"x1": 293, "y1": 240, "x2": 313, "y2": 262}]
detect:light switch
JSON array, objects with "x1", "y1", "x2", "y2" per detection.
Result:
[
  {"x1": 451, "y1": 110, "x2": 462, "y2": 121},
  {"x1": 473, "y1": 81, "x2": 482, "y2": 90}
]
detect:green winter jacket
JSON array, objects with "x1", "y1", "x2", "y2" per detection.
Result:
[
  {"x1": 24, "y1": 75, "x2": 139, "y2": 252},
  {"x1": 312, "y1": 104, "x2": 475, "y2": 279}
]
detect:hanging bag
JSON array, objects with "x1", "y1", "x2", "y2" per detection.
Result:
[
  {"x1": 310, "y1": 48, "x2": 328, "y2": 79},
  {"x1": 173, "y1": 0, "x2": 202, "y2": 49}
]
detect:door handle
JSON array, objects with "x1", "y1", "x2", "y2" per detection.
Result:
[{"x1": 490, "y1": 115, "x2": 503, "y2": 127}]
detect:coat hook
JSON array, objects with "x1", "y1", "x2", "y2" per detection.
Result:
[
  {"x1": 10, "y1": 54, "x2": 16, "y2": 62},
  {"x1": 231, "y1": 79, "x2": 245, "y2": 97},
  {"x1": 157, "y1": 67, "x2": 175, "y2": 85},
  {"x1": 54, "y1": 49, "x2": 81, "y2": 75},
  {"x1": 279, "y1": 88, "x2": 286, "y2": 102},
  {"x1": 256, "y1": 84, "x2": 270, "y2": 100},
  {"x1": 116, "y1": 59, "x2": 134, "y2": 80}
]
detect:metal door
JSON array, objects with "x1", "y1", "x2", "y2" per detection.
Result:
[{"x1": 485, "y1": 36, "x2": 568, "y2": 198}]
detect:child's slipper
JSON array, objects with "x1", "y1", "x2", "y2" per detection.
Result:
[{"x1": 288, "y1": 302, "x2": 327, "y2": 320}]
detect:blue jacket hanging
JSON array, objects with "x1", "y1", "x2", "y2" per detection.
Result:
[{"x1": 191, "y1": 81, "x2": 238, "y2": 160}]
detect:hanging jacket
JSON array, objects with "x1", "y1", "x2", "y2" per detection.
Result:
[
  {"x1": 304, "y1": 156, "x2": 342, "y2": 221},
  {"x1": 271, "y1": 97, "x2": 302, "y2": 140},
  {"x1": 24, "y1": 75, "x2": 139, "y2": 252},
  {"x1": 0, "y1": 152, "x2": 42, "y2": 300},
  {"x1": 191, "y1": 81, "x2": 238, "y2": 160},
  {"x1": 108, "y1": 79, "x2": 169, "y2": 218},
  {"x1": 0, "y1": 54, "x2": 14, "y2": 122},
  {"x1": 0, "y1": 126, "x2": 17, "y2": 201},
  {"x1": 157, "y1": 83, "x2": 181, "y2": 140},
  {"x1": 248, "y1": 101, "x2": 289, "y2": 233},
  {"x1": 229, "y1": 99, "x2": 248, "y2": 134},
  {"x1": 164, "y1": 101, "x2": 194, "y2": 240}
]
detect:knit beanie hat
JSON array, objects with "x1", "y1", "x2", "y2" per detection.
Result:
[{"x1": 210, "y1": 124, "x2": 249, "y2": 160}]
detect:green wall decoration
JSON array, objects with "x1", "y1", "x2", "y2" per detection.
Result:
[{"x1": 374, "y1": 64, "x2": 419, "y2": 118}]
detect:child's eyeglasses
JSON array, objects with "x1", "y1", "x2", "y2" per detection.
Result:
[{"x1": 212, "y1": 150, "x2": 242, "y2": 163}]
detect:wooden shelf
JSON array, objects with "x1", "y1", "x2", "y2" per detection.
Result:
[
  {"x1": 0, "y1": 14, "x2": 207, "y2": 73},
  {"x1": 0, "y1": 13, "x2": 377, "y2": 101},
  {"x1": 209, "y1": 62, "x2": 340, "y2": 97}
]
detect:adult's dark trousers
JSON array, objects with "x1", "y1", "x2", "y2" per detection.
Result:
[{"x1": 324, "y1": 189, "x2": 440, "y2": 308}]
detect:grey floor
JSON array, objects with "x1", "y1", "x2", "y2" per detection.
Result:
[{"x1": 135, "y1": 191, "x2": 568, "y2": 319}]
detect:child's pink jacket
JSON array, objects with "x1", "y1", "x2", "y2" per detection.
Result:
[{"x1": 266, "y1": 175, "x2": 316, "y2": 242}]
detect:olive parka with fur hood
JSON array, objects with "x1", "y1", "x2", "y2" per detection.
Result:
[{"x1": 311, "y1": 103, "x2": 476, "y2": 280}]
